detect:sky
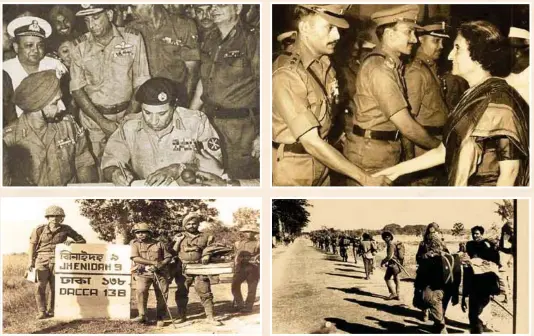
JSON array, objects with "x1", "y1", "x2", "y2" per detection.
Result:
[
  {"x1": 304, "y1": 199, "x2": 511, "y2": 232},
  {"x1": 1, "y1": 198, "x2": 261, "y2": 254}
]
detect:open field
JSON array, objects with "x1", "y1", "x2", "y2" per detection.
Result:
[{"x1": 3, "y1": 253, "x2": 260, "y2": 334}]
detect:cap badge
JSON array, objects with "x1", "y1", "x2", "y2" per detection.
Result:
[
  {"x1": 158, "y1": 92, "x2": 167, "y2": 102},
  {"x1": 29, "y1": 20, "x2": 41, "y2": 32},
  {"x1": 81, "y1": 4, "x2": 91, "y2": 9}
]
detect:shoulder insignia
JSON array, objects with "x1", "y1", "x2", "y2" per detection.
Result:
[
  {"x1": 72, "y1": 34, "x2": 88, "y2": 47},
  {"x1": 206, "y1": 137, "x2": 221, "y2": 151},
  {"x1": 384, "y1": 57, "x2": 395, "y2": 70}
]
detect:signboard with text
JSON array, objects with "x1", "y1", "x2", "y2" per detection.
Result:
[{"x1": 54, "y1": 244, "x2": 131, "y2": 319}]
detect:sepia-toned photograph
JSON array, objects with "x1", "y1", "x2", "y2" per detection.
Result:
[
  {"x1": 2, "y1": 4, "x2": 260, "y2": 187},
  {"x1": 2, "y1": 198, "x2": 261, "y2": 334},
  {"x1": 272, "y1": 4, "x2": 529, "y2": 187},
  {"x1": 272, "y1": 199, "x2": 528, "y2": 333}
]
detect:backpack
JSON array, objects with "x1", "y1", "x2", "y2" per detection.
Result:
[{"x1": 394, "y1": 242, "x2": 405, "y2": 265}]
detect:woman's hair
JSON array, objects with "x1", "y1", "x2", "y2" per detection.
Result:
[{"x1": 458, "y1": 20, "x2": 511, "y2": 76}]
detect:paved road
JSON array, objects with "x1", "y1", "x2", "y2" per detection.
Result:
[{"x1": 272, "y1": 238, "x2": 512, "y2": 334}]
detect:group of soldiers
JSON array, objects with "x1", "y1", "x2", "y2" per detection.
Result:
[
  {"x1": 27, "y1": 205, "x2": 260, "y2": 327},
  {"x1": 272, "y1": 4, "x2": 529, "y2": 187},
  {"x1": 3, "y1": 4, "x2": 260, "y2": 186},
  {"x1": 310, "y1": 222, "x2": 515, "y2": 333}
]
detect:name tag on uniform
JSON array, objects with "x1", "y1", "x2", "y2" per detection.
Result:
[
  {"x1": 161, "y1": 36, "x2": 184, "y2": 47},
  {"x1": 113, "y1": 41, "x2": 133, "y2": 57},
  {"x1": 223, "y1": 50, "x2": 243, "y2": 58}
]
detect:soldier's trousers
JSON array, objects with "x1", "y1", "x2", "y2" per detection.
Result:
[
  {"x1": 175, "y1": 273, "x2": 215, "y2": 318},
  {"x1": 212, "y1": 115, "x2": 258, "y2": 179},
  {"x1": 135, "y1": 274, "x2": 169, "y2": 319},
  {"x1": 231, "y1": 264, "x2": 260, "y2": 309},
  {"x1": 468, "y1": 292, "x2": 491, "y2": 333},
  {"x1": 35, "y1": 254, "x2": 55, "y2": 313}
]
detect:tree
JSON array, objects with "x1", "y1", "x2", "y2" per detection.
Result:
[
  {"x1": 382, "y1": 223, "x2": 401, "y2": 234},
  {"x1": 232, "y1": 207, "x2": 260, "y2": 230},
  {"x1": 451, "y1": 222, "x2": 465, "y2": 236},
  {"x1": 76, "y1": 199, "x2": 218, "y2": 244},
  {"x1": 495, "y1": 199, "x2": 514, "y2": 222},
  {"x1": 272, "y1": 199, "x2": 311, "y2": 237},
  {"x1": 203, "y1": 219, "x2": 237, "y2": 246}
]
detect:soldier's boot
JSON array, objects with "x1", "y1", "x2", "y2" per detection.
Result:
[
  {"x1": 176, "y1": 299, "x2": 188, "y2": 323},
  {"x1": 36, "y1": 311, "x2": 48, "y2": 320},
  {"x1": 385, "y1": 280, "x2": 399, "y2": 300},
  {"x1": 203, "y1": 300, "x2": 223, "y2": 326},
  {"x1": 133, "y1": 315, "x2": 148, "y2": 324}
]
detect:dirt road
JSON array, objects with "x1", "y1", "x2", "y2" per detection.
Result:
[{"x1": 272, "y1": 238, "x2": 512, "y2": 334}]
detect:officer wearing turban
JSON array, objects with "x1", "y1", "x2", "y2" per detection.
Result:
[
  {"x1": 3, "y1": 70, "x2": 96, "y2": 186},
  {"x1": 343, "y1": 5, "x2": 441, "y2": 185},
  {"x1": 172, "y1": 212, "x2": 223, "y2": 325},
  {"x1": 506, "y1": 27, "x2": 530, "y2": 104},
  {"x1": 272, "y1": 5, "x2": 390, "y2": 186},
  {"x1": 101, "y1": 77, "x2": 223, "y2": 186},
  {"x1": 3, "y1": 16, "x2": 68, "y2": 117}
]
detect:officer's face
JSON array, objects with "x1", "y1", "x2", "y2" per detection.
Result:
[
  {"x1": 42, "y1": 92, "x2": 66, "y2": 122},
  {"x1": 52, "y1": 14, "x2": 72, "y2": 36},
  {"x1": 388, "y1": 22, "x2": 417, "y2": 55},
  {"x1": 448, "y1": 33, "x2": 477, "y2": 79},
  {"x1": 142, "y1": 103, "x2": 174, "y2": 131},
  {"x1": 472, "y1": 229, "x2": 483, "y2": 242},
  {"x1": 211, "y1": 4, "x2": 240, "y2": 25},
  {"x1": 46, "y1": 215, "x2": 64, "y2": 226},
  {"x1": 419, "y1": 35, "x2": 443, "y2": 60},
  {"x1": 84, "y1": 11, "x2": 113, "y2": 38},
  {"x1": 13, "y1": 36, "x2": 45, "y2": 66},
  {"x1": 135, "y1": 231, "x2": 150, "y2": 242},
  {"x1": 57, "y1": 40, "x2": 73, "y2": 67},
  {"x1": 302, "y1": 15, "x2": 340, "y2": 56},
  {"x1": 185, "y1": 220, "x2": 200, "y2": 233},
  {"x1": 195, "y1": 5, "x2": 214, "y2": 29}
]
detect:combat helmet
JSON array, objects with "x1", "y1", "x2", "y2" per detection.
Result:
[{"x1": 45, "y1": 205, "x2": 65, "y2": 217}]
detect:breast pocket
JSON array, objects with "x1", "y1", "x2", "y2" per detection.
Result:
[
  {"x1": 221, "y1": 55, "x2": 250, "y2": 79},
  {"x1": 82, "y1": 58, "x2": 103, "y2": 85}
]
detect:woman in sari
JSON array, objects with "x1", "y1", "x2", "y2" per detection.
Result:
[{"x1": 375, "y1": 20, "x2": 529, "y2": 186}]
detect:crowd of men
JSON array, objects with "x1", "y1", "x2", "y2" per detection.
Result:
[
  {"x1": 3, "y1": 4, "x2": 260, "y2": 186},
  {"x1": 27, "y1": 205, "x2": 260, "y2": 327},
  {"x1": 309, "y1": 222, "x2": 515, "y2": 333},
  {"x1": 272, "y1": 4, "x2": 529, "y2": 187}
]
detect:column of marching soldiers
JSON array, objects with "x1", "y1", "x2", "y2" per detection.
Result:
[
  {"x1": 272, "y1": 5, "x2": 529, "y2": 187},
  {"x1": 27, "y1": 205, "x2": 260, "y2": 327},
  {"x1": 308, "y1": 222, "x2": 515, "y2": 333},
  {"x1": 3, "y1": 4, "x2": 260, "y2": 186}
]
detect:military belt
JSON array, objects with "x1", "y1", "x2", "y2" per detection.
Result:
[
  {"x1": 352, "y1": 125, "x2": 400, "y2": 142},
  {"x1": 423, "y1": 126, "x2": 444, "y2": 136},
  {"x1": 95, "y1": 101, "x2": 129, "y2": 115},
  {"x1": 272, "y1": 141, "x2": 307, "y2": 154}
]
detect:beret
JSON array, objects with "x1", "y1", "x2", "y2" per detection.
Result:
[
  {"x1": 135, "y1": 77, "x2": 180, "y2": 106},
  {"x1": 14, "y1": 70, "x2": 61, "y2": 113}
]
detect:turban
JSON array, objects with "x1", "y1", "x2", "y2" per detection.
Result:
[
  {"x1": 14, "y1": 70, "x2": 60, "y2": 113},
  {"x1": 182, "y1": 213, "x2": 203, "y2": 226}
]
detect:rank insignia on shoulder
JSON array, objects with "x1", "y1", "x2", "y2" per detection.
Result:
[
  {"x1": 207, "y1": 137, "x2": 220, "y2": 151},
  {"x1": 223, "y1": 50, "x2": 243, "y2": 58},
  {"x1": 384, "y1": 57, "x2": 395, "y2": 70}
]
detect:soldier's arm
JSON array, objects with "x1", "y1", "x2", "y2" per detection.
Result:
[
  {"x1": 274, "y1": 70, "x2": 390, "y2": 186},
  {"x1": 71, "y1": 89, "x2": 118, "y2": 136},
  {"x1": 405, "y1": 67, "x2": 425, "y2": 117},
  {"x1": 390, "y1": 110, "x2": 441, "y2": 150},
  {"x1": 67, "y1": 226, "x2": 86, "y2": 244},
  {"x1": 189, "y1": 79, "x2": 203, "y2": 110},
  {"x1": 73, "y1": 120, "x2": 97, "y2": 183},
  {"x1": 160, "y1": 242, "x2": 174, "y2": 266},
  {"x1": 101, "y1": 125, "x2": 135, "y2": 185},
  {"x1": 185, "y1": 61, "x2": 200, "y2": 103},
  {"x1": 28, "y1": 228, "x2": 39, "y2": 267}
]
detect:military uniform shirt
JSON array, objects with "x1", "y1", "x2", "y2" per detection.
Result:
[
  {"x1": 235, "y1": 239, "x2": 260, "y2": 264},
  {"x1": 200, "y1": 21, "x2": 259, "y2": 109},
  {"x1": 101, "y1": 107, "x2": 222, "y2": 177},
  {"x1": 69, "y1": 25, "x2": 151, "y2": 106},
  {"x1": 131, "y1": 238, "x2": 173, "y2": 277},
  {"x1": 352, "y1": 46, "x2": 408, "y2": 131},
  {"x1": 3, "y1": 114, "x2": 94, "y2": 186},
  {"x1": 30, "y1": 224, "x2": 86, "y2": 254},
  {"x1": 272, "y1": 41, "x2": 337, "y2": 144},
  {"x1": 405, "y1": 50, "x2": 448, "y2": 126},
  {"x1": 176, "y1": 232, "x2": 213, "y2": 263},
  {"x1": 128, "y1": 12, "x2": 199, "y2": 84}
]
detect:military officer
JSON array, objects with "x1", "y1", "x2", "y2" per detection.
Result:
[
  {"x1": 70, "y1": 4, "x2": 150, "y2": 174},
  {"x1": 3, "y1": 70, "x2": 96, "y2": 186},
  {"x1": 343, "y1": 5, "x2": 441, "y2": 185},
  {"x1": 128, "y1": 5, "x2": 200, "y2": 100},
  {"x1": 505, "y1": 27, "x2": 529, "y2": 104},
  {"x1": 402, "y1": 19, "x2": 450, "y2": 185},
  {"x1": 130, "y1": 223, "x2": 173, "y2": 327},
  {"x1": 172, "y1": 213, "x2": 223, "y2": 326},
  {"x1": 232, "y1": 224, "x2": 260, "y2": 312},
  {"x1": 194, "y1": 5, "x2": 219, "y2": 44},
  {"x1": 3, "y1": 16, "x2": 67, "y2": 117},
  {"x1": 191, "y1": 4, "x2": 260, "y2": 180},
  {"x1": 28, "y1": 205, "x2": 86, "y2": 319},
  {"x1": 272, "y1": 5, "x2": 390, "y2": 186},
  {"x1": 101, "y1": 77, "x2": 224, "y2": 186}
]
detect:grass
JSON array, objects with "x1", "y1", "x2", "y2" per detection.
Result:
[{"x1": 3, "y1": 253, "x2": 257, "y2": 334}]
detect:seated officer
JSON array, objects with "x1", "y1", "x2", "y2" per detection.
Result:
[
  {"x1": 130, "y1": 223, "x2": 173, "y2": 327},
  {"x1": 101, "y1": 77, "x2": 224, "y2": 186},
  {"x1": 3, "y1": 70, "x2": 96, "y2": 186}
]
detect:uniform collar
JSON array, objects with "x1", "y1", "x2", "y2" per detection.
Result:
[
  {"x1": 376, "y1": 45, "x2": 402, "y2": 69},
  {"x1": 294, "y1": 39, "x2": 327, "y2": 69},
  {"x1": 415, "y1": 49, "x2": 436, "y2": 67},
  {"x1": 88, "y1": 24, "x2": 122, "y2": 44},
  {"x1": 141, "y1": 111, "x2": 176, "y2": 139}
]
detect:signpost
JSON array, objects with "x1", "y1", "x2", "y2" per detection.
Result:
[{"x1": 54, "y1": 244, "x2": 131, "y2": 319}]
